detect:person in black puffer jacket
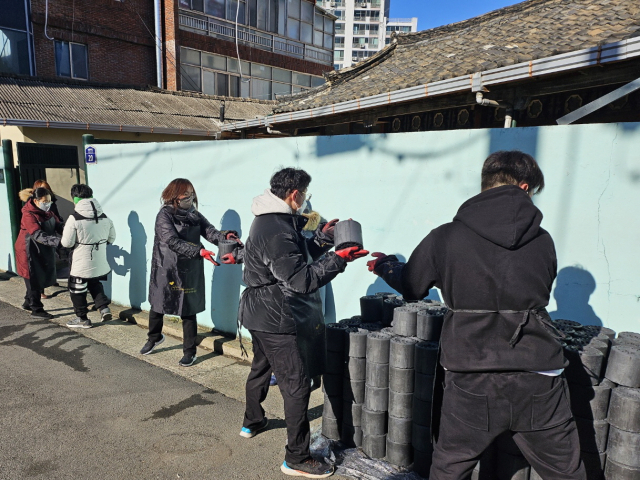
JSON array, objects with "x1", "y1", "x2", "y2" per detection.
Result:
[
  {"x1": 368, "y1": 151, "x2": 586, "y2": 480},
  {"x1": 237, "y1": 168, "x2": 368, "y2": 479},
  {"x1": 140, "y1": 178, "x2": 242, "y2": 367}
]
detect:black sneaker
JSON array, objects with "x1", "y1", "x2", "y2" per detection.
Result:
[
  {"x1": 140, "y1": 334, "x2": 165, "y2": 355},
  {"x1": 281, "y1": 458, "x2": 334, "y2": 478},
  {"x1": 178, "y1": 354, "x2": 197, "y2": 367},
  {"x1": 100, "y1": 307, "x2": 112, "y2": 322},
  {"x1": 21, "y1": 302, "x2": 30, "y2": 311},
  {"x1": 30, "y1": 310, "x2": 53, "y2": 319}
]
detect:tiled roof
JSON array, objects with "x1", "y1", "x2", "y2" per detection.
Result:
[
  {"x1": 275, "y1": 0, "x2": 640, "y2": 113},
  {"x1": 0, "y1": 75, "x2": 275, "y2": 133}
]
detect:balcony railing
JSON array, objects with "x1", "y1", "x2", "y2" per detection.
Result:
[{"x1": 179, "y1": 10, "x2": 333, "y2": 66}]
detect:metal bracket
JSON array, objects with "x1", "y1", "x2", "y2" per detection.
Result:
[
  {"x1": 557, "y1": 76, "x2": 640, "y2": 125},
  {"x1": 472, "y1": 72, "x2": 489, "y2": 93}
]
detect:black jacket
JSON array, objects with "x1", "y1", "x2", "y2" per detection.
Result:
[
  {"x1": 148, "y1": 205, "x2": 232, "y2": 317},
  {"x1": 377, "y1": 185, "x2": 565, "y2": 372},
  {"x1": 239, "y1": 210, "x2": 346, "y2": 377}
]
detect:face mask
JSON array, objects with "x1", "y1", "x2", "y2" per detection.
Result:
[
  {"x1": 38, "y1": 201, "x2": 52, "y2": 212},
  {"x1": 178, "y1": 195, "x2": 194, "y2": 210},
  {"x1": 294, "y1": 192, "x2": 310, "y2": 215}
]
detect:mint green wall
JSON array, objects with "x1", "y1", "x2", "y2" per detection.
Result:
[
  {"x1": 83, "y1": 123, "x2": 640, "y2": 335},
  {"x1": 0, "y1": 173, "x2": 15, "y2": 272}
]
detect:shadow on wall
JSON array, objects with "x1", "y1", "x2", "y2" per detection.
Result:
[
  {"x1": 488, "y1": 126, "x2": 538, "y2": 161},
  {"x1": 105, "y1": 211, "x2": 148, "y2": 311},
  {"x1": 210, "y1": 209, "x2": 243, "y2": 336},
  {"x1": 549, "y1": 266, "x2": 602, "y2": 326}
]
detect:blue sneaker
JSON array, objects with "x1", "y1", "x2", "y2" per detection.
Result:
[
  {"x1": 280, "y1": 459, "x2": 334, "y2": 478},
  {"x1": 270, "y1": 374, "x2": 278, "y2": 386},
  {"x1": 239, "y1": 417, "x2": 269, "y2": 438}
]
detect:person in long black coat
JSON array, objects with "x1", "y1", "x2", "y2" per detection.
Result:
[
  {"x1": 140, "y1": 178, "x2": 241, "y2": 367},
  {"x1": 15, "y1": 187, "x2": 63, "y2": 318}
]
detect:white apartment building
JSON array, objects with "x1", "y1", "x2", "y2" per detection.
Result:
[
  {"x1": 318, "y1": 0, "x2": 417, "y2": 70},
  {"x1": 385, "y1": 17, "x2": 419, "y2": 45}
]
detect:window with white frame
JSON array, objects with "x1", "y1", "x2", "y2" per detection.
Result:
[
  {"x1": 54, "y1": 40, "x2": 88, "y2": 80},
  {"x1": 180, "y1": 47, "x2": 324, "y2": 99}
]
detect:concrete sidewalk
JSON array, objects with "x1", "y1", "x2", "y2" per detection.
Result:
[{"x1": 0, "y1": 271, "x2": 325, "y2": 431}]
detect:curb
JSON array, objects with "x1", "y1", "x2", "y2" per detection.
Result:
[{"x1": 0, "y1": 270, "x2": 254, "y2": 363}]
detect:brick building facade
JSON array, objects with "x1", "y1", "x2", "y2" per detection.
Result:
[
  {"x1": 30, "y1": 0, "x2": 157, "y2": 85},
  {"x1": 171, "y1": 0, "x2": 337, "y2": 100}
]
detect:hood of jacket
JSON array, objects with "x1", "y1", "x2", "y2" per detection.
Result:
[
  {"x1": 251, "y1": 189, "x2": 293, "y2": 216},
  {"x1": 19, "y1": 188, "x2": 33, "y2": 202},
  {"x1": 453, "y1": 185, "x2": 543, "y2": 249},
  {"x1": 75, "y1": 198, "x2": 104, "y2": 219}
]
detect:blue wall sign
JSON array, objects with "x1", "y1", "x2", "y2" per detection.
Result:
[{"x1": 85, "y1": 146, "x2": 97, "y2": 164}]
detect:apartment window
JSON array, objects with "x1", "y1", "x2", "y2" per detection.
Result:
[
  {"x1": 180, "y1": 47, "x2": 323, "y2": 99},
  {"x1": 335, "y1": 36, "x2": 344, "y2": 46},
  {"x1": 226, "y1": 0, "x2": 246, "y2": 22},
  {"x1": 286, "y1": 0, "x2": 333, "y2": 48},
  {"x1": 54, "y1": 41, "x2": 88, "y2": 80},
  {"x1": 204, "y1": 0, "x2": 225, "y2": 17},
  {"x1": 334, "y1": 50, "x2": 344, "y2": 60},
  {"x1": 0, "y1": 0, "x2": 31, "y2": 75}
]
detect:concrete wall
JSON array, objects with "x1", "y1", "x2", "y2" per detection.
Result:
[{"x1": 8, "y1": 123, "x2": 640, "y2": 335}]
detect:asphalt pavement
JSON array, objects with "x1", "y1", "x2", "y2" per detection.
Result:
[{"x1": 0, "y1": 299, "x2": 320, "y2": 480}]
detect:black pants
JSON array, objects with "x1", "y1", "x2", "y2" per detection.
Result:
[
  {"x1": 244, "y1": 330, "x2": 311, "y2": 465},
  {"x1": 148, "y1": 310, "x2": 197, "y2": 356},
  {"x1": 69, "y1": 276, "x2": 110, "y2": 319},
  {"x1": 430, "y1": 371, "x2": 586, "y2": 480},
  {"x1": 23, "y1": 278, "x2": 44, "y2": 312}
]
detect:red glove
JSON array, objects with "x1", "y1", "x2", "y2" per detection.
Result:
[
  {"x1": 226, "y1": 232, "x2": 243, "y2": 247},
  {"x1": 367, "y1": 252, "x2": 389, "y2": 275},
  {"x1": 322, "y1": 219, "x2": 339, "y2": 236},
  {"x1": 221, "y1": 253, "x2": 237, "y2": 265},
  {"x1": 200, "y1": 249, "x2": 220, "y2": 266},
  {"x1": 336, "y1": 246, "x2": 370, "y2": 262}
]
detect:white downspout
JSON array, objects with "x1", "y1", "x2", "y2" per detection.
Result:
[
  {"x1": 154, "y1": 0, "x2": 163, "y2": 88},
  {"x1": 476, "y1": 92, "x2": 513, "y2": 128}
]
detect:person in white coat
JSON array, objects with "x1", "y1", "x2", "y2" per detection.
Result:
[{"x1": 61, "y1": 184, "x2": 116, "y2": 329}]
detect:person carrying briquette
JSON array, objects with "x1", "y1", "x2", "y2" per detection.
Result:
[
  {"x1": 140, "y1": 178, "x2": 242, "y2": 367},
  {"x1": 61, "y1": 184, "x2": 116, "y2": 329},
  {"x1": 367, "y1": 151, "x2": 586, "y2": 480},
  {"x1": 15, "y1": 187, "x2": 63, "y2": 318},
  {"x1": 237, "y1": 167, "x2": 368, "y2": 479}
]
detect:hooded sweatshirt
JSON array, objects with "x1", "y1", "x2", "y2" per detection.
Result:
[
  {"x1": 377, "y1": 185, "x2": 565, "y2": 372},
  {"x1": 61, "y1": 198, "x2": 116, "y2": 279}
]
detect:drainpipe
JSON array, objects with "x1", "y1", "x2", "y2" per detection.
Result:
[
  {"x1": 154, "y1": 0, "x2": 163, "y2": 88},
  {"x1": 476, "y1": 92, "x2": 514, "y2": 128},
  {"x1": 2, "y1": 139, "x2": 19, "y2": 269}
]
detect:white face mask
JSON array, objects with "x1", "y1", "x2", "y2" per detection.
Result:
[
  {"x1": 38, "y1": 201, "x2": 52, "y2": 212},
  {"x1": 294, "y1": 192, "x2": 310, "y2": 215}
]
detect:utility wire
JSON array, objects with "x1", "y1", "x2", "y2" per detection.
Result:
[{"x1": 125, "y1": 1, "x2": 201, "y2": 92}]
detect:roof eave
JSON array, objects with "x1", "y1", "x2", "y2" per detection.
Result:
[
  {"x1": 222, "y1": 36, "x2": 640, "y2": 132},
  {"x1": 1, "y1": 118, "x2": 219, "y2": 137}
]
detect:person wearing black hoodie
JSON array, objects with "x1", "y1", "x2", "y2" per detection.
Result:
[{"x1": 367, "y1": 151, "x2": 585, "y2": 480}]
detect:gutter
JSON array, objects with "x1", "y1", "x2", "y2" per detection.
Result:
[
  {"x1": 1, "y1": 118, "x2": 219, "y2": 137},
  {"x1": 222, "y1": 36, "x2": 640, "y2": 132}
]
